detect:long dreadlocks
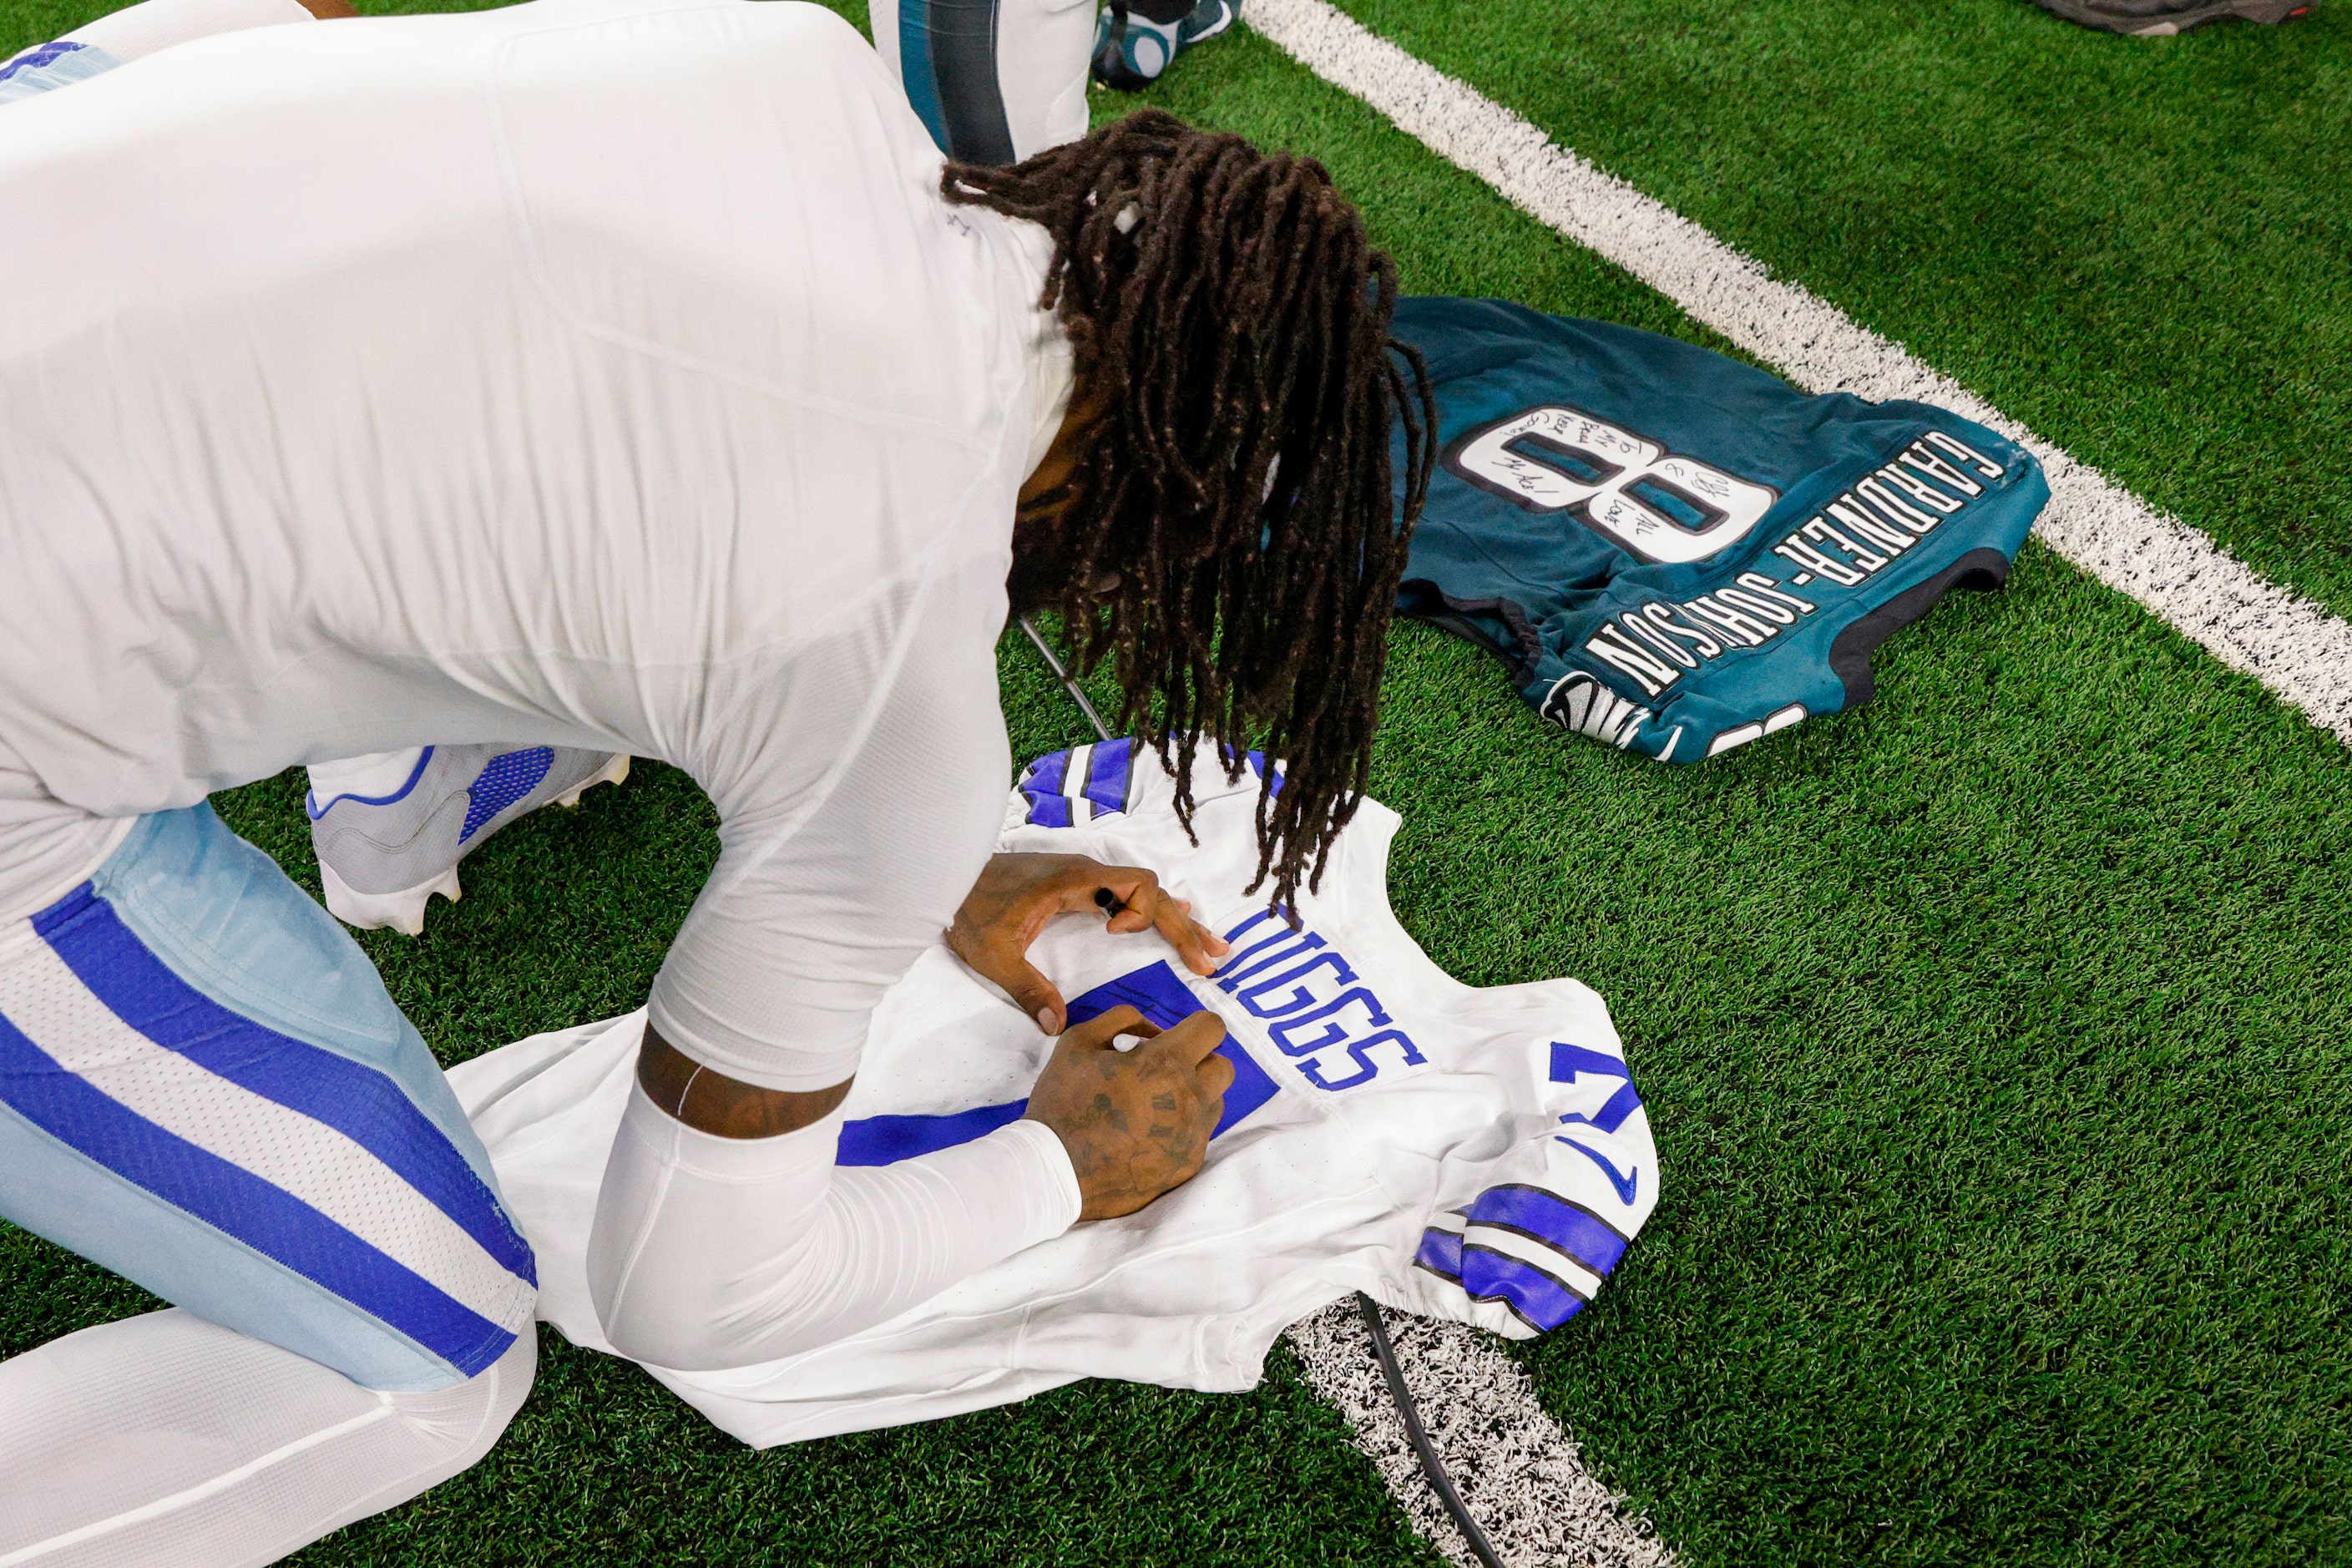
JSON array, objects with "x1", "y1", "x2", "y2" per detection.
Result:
[{"x1": 944, "y1": 109, "x2": 1437, "y2": 914}]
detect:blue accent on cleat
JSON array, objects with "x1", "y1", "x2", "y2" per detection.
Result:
[
  {"x1": 458, "y1": 748, "x2": 554, "y2": 844},
  {"x1": 309, "y1": 746, "x2": 627, "y2": 933}
]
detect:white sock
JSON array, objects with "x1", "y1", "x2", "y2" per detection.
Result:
[
  {"x1": 587, "y1": 1084, "x2": 1080, "y2": 1371},
  {"x1": 61, "y1": 0, "x2": 316, "y2": 63},
  {"x1": 993, "y1": 0, "x2": 1095, "y2": 160},
  {"x1": 0, "y1": 1310, "x2": 533, "y2": 1568},
  {"x1": 306, "y1": 748, "x2": 428, "y2": 808}
]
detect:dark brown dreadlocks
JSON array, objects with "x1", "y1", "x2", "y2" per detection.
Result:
[{"x1": 944, "y1": 109, "x2": 1437, "y2": 914}]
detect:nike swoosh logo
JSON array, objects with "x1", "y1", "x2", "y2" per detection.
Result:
[{"x1": 1556, "y1": 1134, "x2": 1639, "y2": 1205}]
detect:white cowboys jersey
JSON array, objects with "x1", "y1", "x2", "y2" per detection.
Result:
[{"x1": 449, "y1": 743, "x2": 1662, "y2": 1447}]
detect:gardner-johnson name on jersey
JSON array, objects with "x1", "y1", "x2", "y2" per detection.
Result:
[{"x1": 1577, "y1": 429, "x2": 2009, "y2": 703}]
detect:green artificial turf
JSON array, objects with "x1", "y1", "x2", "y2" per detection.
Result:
[
  {"x1": 1125, "y1": 27, "x2": 2352, "y2": 1564},
  {"x1": 5, "y1": 1, "x2": 2351, "y2": 1565}
]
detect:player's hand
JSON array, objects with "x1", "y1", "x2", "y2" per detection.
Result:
[
  {"x1": 1023, "y1": 1005, "x2": 1234, "y2": 1220},
  {"x1": 948, "y1": 852, "x2": 1229, "y2": 1034}
]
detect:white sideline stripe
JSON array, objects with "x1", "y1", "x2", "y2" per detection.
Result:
[
  {"x1": 0, "y1": 940, "x2": 534, "y2": 1332},
  {"x1": 1284, "y1": 1301, "x2": 1674, "y2": 1568},
  {"x1": 1243, "y1": 6, "x2": 2346, "y2": 1561},
  {"x1": 1245, "y1": 0, "x2": 2352, "y2": 747}
]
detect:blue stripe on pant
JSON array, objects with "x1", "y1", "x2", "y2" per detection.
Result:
[{"x1": 0, "y1": 805, "x2": 537, "y2": 1392}]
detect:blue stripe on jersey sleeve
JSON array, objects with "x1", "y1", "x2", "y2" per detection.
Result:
[
  {"x1": 836, "y1": 1100, "x2": 1028, "y2": 1166},
  {"x1": 1465, "y1": 1184, "x2": 1629, "y2": 1277},
  {"x1": 0, "y1": 1012, "x2": 518, "y2": 1376},
  {"x1": 1414, "y1": 1226, "x2": 1464, "y2": 1282},
  {"x1": 1021, "y1": 749, "x2": 1070, "y2": 796},
  {"x1": 1083, "y1": 737, "x2": 1134, "y2": 817},
  {"x1": 1459, "y1": 1245, "x2": 1589, "y2": 1333},
  {"x1": 1216, "y1": 745, "x2": 1287, "y2": 797},
  {"x1": 1019, "y1": 748, "x2": 1075, "y2": 827},
  {"x1": 1065, "y1": 962, "x2": 1277, "y2": 1136},
  {"x1": 32, "y1": 886, "x2": 535, "y2": 1284}
]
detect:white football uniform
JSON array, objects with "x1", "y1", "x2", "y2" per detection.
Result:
[
  {"x1": 453, "y1": 746, "x2": 1662, "y2": 1446},
  {"x1": 0, "y1": 0, "x2": 1071, "y2": 1095}
]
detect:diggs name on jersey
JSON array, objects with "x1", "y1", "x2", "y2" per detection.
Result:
[{"x1": 1210, "y1": 907, "x2": 1427, "y2": 1094}]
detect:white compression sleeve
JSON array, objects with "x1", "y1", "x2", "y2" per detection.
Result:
[
  {"x1": 61, "y1": 0, "x2": 315, "y2": 63},
  {"x1": 587, "y1": 1084, "x2": 1082, "y2": 1371},
  {"x1": 0, "y1": 1310, "x2": 533, "y2": 1568}
]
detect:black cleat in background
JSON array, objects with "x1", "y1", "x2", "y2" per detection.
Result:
[{"x1": 2032, "y1": 0, "x2": 2312, "y2": 34}]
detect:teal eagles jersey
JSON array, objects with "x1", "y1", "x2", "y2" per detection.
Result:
[{"x1": 1391, "y1": 298, "x2": 2049, "y2": 761}]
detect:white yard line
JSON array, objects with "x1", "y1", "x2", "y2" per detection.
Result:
[
  {"x1": 1245, "y1": 0, "x2": 2352, "y2": 1558},
  {"x1": 1284, "y1": 1302, "x2": 1674, "y2": 1568},
  {"x1": 1245, "y1": 0, "x2": 2352, "y2": 747}
]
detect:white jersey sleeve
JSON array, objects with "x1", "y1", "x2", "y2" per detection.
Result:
[{"x1": 645, "y1": 518, "x2": 1018, "y2": 1093}]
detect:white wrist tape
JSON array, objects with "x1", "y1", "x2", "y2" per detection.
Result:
[
  {"x1": 586, "y1": 1082, "x2": 1080, "y2": 1371},
  {"x1": 63, "y1": 0, "x2": 316, "y2": 65}
]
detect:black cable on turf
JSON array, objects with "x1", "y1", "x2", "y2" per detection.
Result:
[
  {"x1": 1356, "y1": 1292, "x2": 1507, "y2": 1568},
  {"x1": 1016, "y1": 616, "x2": 1505, "y2": 1568},
  {"x1": 1019, "y1": 616, "x2": 1115, "y2": 744}
]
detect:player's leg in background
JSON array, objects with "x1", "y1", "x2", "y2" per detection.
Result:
[
  {"x1": 862, "y1": 0, "x2": 1243, "y2": 166},
  {"x1": 2026, "y1": 0, "x2": 2313, "y2": 35},
  {"x1": 305, "y1": 746, "x2": 630, "y2": 935},
  {"x1": 870, "y1": 0, "x2": 1097, "y2": 164},
  {"x1": 0, "y1": 802, "x2": 539, "y2": 1567},
  {"x1": 1087, "y1": 0, "x2": 1240, "y2": 93}
]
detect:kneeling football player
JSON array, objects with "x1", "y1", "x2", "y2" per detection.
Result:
[{"x1": 0, "y1": 0, "x2": 1434, "y2": 1561}]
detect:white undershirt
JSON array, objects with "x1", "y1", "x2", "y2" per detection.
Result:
[{"x1": 0, "y1": 0, "x2": 1074, "y2": 1091}]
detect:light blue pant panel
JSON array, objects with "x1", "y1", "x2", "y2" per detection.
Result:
[
  {"x1": 0, "y1": 806, "x2": 535, "y2": 1392},
  {"x1": 94, "y1": 806, "x2": 511, "y2": 1205},
  {"x1": 0, "y1": 1095, "x2": 466, "y2": 1390}
]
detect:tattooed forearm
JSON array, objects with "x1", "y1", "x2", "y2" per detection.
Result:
[{"x1": 1023, "y1": 1006, "x2": 1234, "y2": 1220}]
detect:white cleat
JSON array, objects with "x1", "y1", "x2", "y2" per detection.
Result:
[
  {"x1": 308, "y1": 745, "x2": 630, "y2": 934},
  {"x1": 553, "y1": 751, "x2": 631, "y2": 808},
  {"x1": 319, "y1": 861, "x2": 462, "y2": 938}
]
